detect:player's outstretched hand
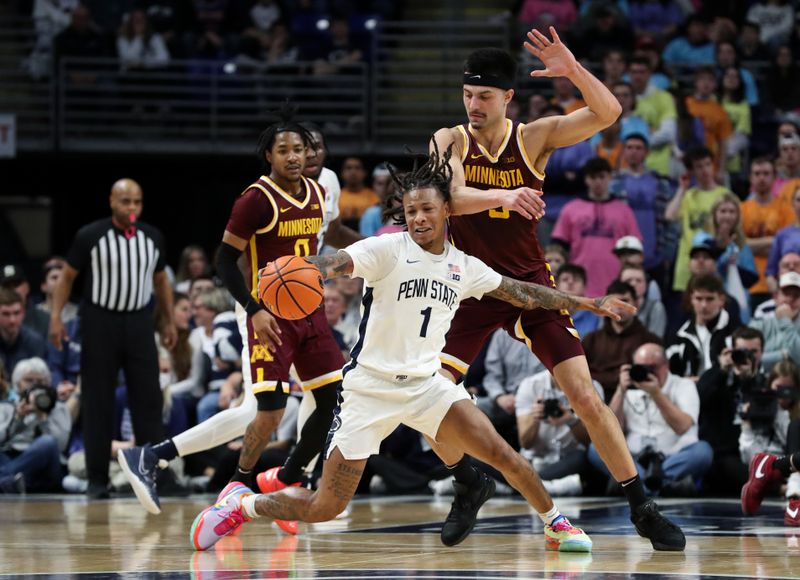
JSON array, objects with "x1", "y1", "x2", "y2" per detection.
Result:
[
  {"x1": 251, "y1": 309, "x2": 282, "y2": 352},
  {"x1": 523, "y1": 26, "x2": 578, "y2": 78},
  {"x1": 497, "y1": 187, "x2": 545, "y2": 220},
  {"x1": 581, "y1": 295, "x2": 637, "y2": 321}
]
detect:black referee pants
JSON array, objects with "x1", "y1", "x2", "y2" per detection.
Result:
[{"x1": 81, "y1": 305, "x2": 164, "y2": 487}]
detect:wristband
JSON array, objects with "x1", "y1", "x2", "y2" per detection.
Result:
[{"x1": 244, "y1": 299, "x2": 264, "y2": 317}]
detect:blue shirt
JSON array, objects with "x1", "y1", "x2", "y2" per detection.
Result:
[
  {"x1": 663, "y1": 38, "x2": 715, "y2": 66},
  {"x1": 359, "y1": 205, "x2": 384, "y2": 238},
  {"x1": 766, "y1": 225, "x2": 800, "y2": 277}
]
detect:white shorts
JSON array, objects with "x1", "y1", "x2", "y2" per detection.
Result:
[{"x1": 326, "y1": 365, "x2": 471, "y2": 460}]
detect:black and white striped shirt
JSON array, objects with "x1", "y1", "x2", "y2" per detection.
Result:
[{"x1": 67, "y1": 218, "x2": 167, "y2": 312}]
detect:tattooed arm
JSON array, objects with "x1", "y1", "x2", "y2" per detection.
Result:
[
  {"x1": 304, "y1": 251, "x2": 354, "y2": 280},
  {"x1": 485, "y1": 276, "x2": 636, "y2": 320}
]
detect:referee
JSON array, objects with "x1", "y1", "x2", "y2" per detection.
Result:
[{"x1": 48, "y1": 178, "x2": 176, "y2": 498}]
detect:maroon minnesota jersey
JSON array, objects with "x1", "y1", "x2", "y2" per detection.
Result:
[
  {"x1": 225, "y1": 174, "x2": 326, "y2": 299},
  {"x1": 449, "y1": 119, "x2": 546, "y2": 281}
]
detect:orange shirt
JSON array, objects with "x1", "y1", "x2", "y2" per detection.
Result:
[
  {"x1": 339, "y1": 186, "x2": 379, "y2": 221},
  {"x1": 685, "y1": 96, "x2": 733, "y2": 162},
  {"x1": 595, "y1": 141, "x2": 627, "y2": 171},
  {"x1": 778, "y1": 177, "x2": 800, "y2": 204},
  {"x1": 551, "y1": 96, "x2": 586, "y2": 114},
  {"x1": 741, "y1": 196, "x2": 794, "y2": 293}
]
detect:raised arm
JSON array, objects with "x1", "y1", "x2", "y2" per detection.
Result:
[
  {"x1": 522, "y1": 27, "x2": 621, "y2": 152},
  {"x1": 431, "y1": 129, "x2": 545, "y2": 220},
  {"x1": 485, "y1": 276, "x2": 635, "y2": 320}
]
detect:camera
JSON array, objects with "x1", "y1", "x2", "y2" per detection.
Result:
[
  {"x1": 739, "y1": 377, "x2": 777, "y2": 429},
  {"x1": 629, "y1": 364, "x2": 654, "y2": 384},
  {"x1": 542, "y1": 398, "x2": 564, "y2": 418},
  {"x1": 23, "y1": 383, "x2": 57, "y2": 414},
  {"x1": 731, "y1": 348, "x2": 755, "y2": 366}
]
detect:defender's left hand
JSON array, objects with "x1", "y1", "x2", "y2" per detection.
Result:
[{"x1": 524, "y1": 27, "x2": 578, "y2": 78}]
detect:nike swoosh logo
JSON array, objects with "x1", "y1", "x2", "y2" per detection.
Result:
[
  {"x1": 406, "y1": 259, "x2": 420, "y2": 264},
  {"x1": 470, "y1": 154, "x2": 482, "y2": 159},
  {"x1": 755, "y1": 455, "x2": 769, "y2": 479},
  {"x1": 138, "y1": 450, "x2": 148, "y2": 476},
  {"x1": 470, "y1": 75, "x2": 481, "y2": 80},
  {"x1": 789, "y1": 506, "x2": 800, "y2": 519},
  {"x1": 280, "y1": 207, "x2": 292, "y2": 213}
]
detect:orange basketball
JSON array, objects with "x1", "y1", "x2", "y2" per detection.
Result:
[{"x1": 258, "y1": 256, "x2": 324, "y2": 320}]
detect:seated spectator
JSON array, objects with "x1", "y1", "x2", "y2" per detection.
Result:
[
  {"x1": 323, "y1": 284, "x2": 350, "y2": 356},
  {"x1": 158, "y1": 292, "x2": 196, "y2": 396},
  {"x1": 666, "y1": 147, "x2": 732, "y2": 292},
  {"x1": 332, "y1": 276, "x2": 362, "y2": 346},
  {"x1": 750, "y1": 272, "x2": 800, "y2": 372},
  {"x1": 516, "y1": 369, "x2": 601, "y2": 496},
  {"x1": 552, "y1": 158, "x2": 642, "y2": 296},
  {"x1": 550, "y1": 77, "x2": 585, "y2": 115},
  {"x1": 592, "y1": 121, "x2": 623, "y2": 170},
  {"x1": 610, "y1": 134, "x2": 677, "y2": 273},
  {"x1": 359, "y1": 163, "x2": 394, "y2": 238},
  {"x1": 584, "y1": 280, "x2": 662, "y2": 399},
  {"x1": 589, "y1": 343, "x2": 714, "y2": 495},
  {"x1": 338, "y1": 157, "x2": 379, "y2": 231},
  {"x1": 739, "y1": 21, "x2": 771, "y2": 60},
  {"x1": 629, "y1": 56, "x2": 677, "y2": 177},
  {"x1": 54, "y1": 3, "x2": 112, "y2": 65},
  {"x1": 30, "y1": 0, "x2": 77, "y2": 77},
  {"x1": 0, "y1": 289, "x2": 46, "y2": 376},
  {"x1": 610, "y1": 82, "x2": 650, "y2": 144},
  {"x1": 718, "y1": 68, "x2": 751, "y2": 186},
  {"x1": 196, "y1": 290, "x2": 239, "y2": 423},
  {"x1": 526, "y1": 93, "x2": 548, "y2": 122},
  {"x1": 667, "y1": 272, "x2": 737, "y2": 378},
  {"x1": 544, "y1": 244, "x2": 568, "y2": 275},
  {"x1": 715, "y1": 41, "x2": 759, "y2": 108},
  {"x1": 628, "y1": 0, "x2": 684, "y2": 43},
  {"x1": 0, "y1": 357, "x2": 71, "y2": 492},
  {"x1": 116, "y1": 9, "x2": 170, "y2": 71},
  {"x1": 46, "y1": 314, "x2": 80, "y2": 423},
  {"x1": 570, "y1": 4, "x2": 633, "y2": 61},
  {"x1": 630, "y1": 37, "x2": 672, "y2": 91},
  {"x1": 476, "y1": 329, "x2": 545, "y2": 448},
  {"x1": 662, "y1": 14, "x2": 715, "y2": 68},
  {"x1": 619, "y1": 263, "x2": 667, "y2": 338},
  {"x1": 555, "y1": 264, "x2": 601, "y2": 337},
  {"x1": 775, "y1": 134, "x2": 800, "y2": 200},
  {"x1": 175, "y1": 245, "x2": 211, "y2": 294},
  {"x1": 753, "y1": 251, "x2": 800, "y2": 320},
  {"x1": 685, "y1": 68, "x2": 733, "y2": 176},
  {"x1": 697, "y1": 326, "x2": 761, "y2": 496},
  {"x1": 743, "y1": 157, "x2": 793, "y2": 305},
  {"x1": 1, "y1": 264, "x2": 50, "y2": 339},
  {"x1": 746, "y1": 0, "x2": 794, "y2": 49},
  {"x1": 765, "y1": 46, "x2": 800, "y2": 120},
  {"x1": 516, "y1": 0, "x2": 577, "y2": 31},
  {"x1": 238, "y1": 0, "x2": 283, "y2": 56},
  {"x1": 602, "y1": 49, "x2": 626, "y2": 89},
  {"x1": 708, "y1": 194, "x2": 759, "y2": 323},
  {"x1": 37, "y1": 259, "x2": 78, "y2": 324},
  {"x1": 310, "y1": 17, "x2": 365, "y2": 76},
  {"x1": 613, "y1": 236, "x2": 663, "y2": 302},
  {"x1": 766, "y1": 185, "x2": 800, "y2": 289},
  {"x1": 188, "y1": 275, "x2": 216, "y2": 303},
  {"x1": 0, "y1": 359, "x2": 8, "y2": 402},
  {"x1": 739, "y1": 358, "x2": 800, "y2": 526}
]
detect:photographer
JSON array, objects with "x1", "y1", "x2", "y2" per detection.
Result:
[
  {"x1": 739, "y1": 359, "x2": 800, "y2": 526},
  {"x1": 696, "y1": 327, "x2": 763, "y2": 495},
  {"x1": 588, "y1": 343, "x2": 713, "y2": 495},
  {"x1": 515, "y1": 369, "x2": 603, "y2": 496},
  {"x1": 0, "y1": 357, "x2": 71, "y2": 492}
]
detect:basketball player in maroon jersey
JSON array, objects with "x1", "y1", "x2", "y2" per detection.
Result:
[{"x1": 430, "y1": 28, "x2": 685, "y2": 551}]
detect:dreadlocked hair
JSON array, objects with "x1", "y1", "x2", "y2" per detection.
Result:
[
  {"x1": 255, "y1": 101, "x2": 317, "y2": 172},
  {"x1": 383, "y1": 140, "x2": 454, "y2": 225}
]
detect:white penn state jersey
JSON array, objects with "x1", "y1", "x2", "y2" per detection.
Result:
[
  {"x1": 316, "y1": 167, "x2": 341, "y2": 247},
  {"x1": 344, "y1": 232, "x2": 502, "y2": 378}
]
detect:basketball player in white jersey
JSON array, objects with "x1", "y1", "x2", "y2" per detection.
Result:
[{"x1": 190, "y1": 145, "x2": 634, "y2": 553}]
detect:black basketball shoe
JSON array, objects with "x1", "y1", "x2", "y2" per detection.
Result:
[
  {"x1": 631, "y1": 499, "x2": 686, "y2": 551},
  {"x1": 440, "y1": 473, "x2": 496, "y2": 546}
]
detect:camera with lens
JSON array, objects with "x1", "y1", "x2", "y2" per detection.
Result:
[
  {"x1": 739, "y1": 375, "x2": 776, "y2": 430},
  {"x1": 628, "y1": 364, "x2": 655, "y2": 389},
  {"x1": 542, "y1": 398, "x2": 564, "y2": 418},
  {"x1": 731, "y1": 348, "x2": 755, "y2": 367},
  {"x1": 23, "y1": 382, "x2": 57, "y2": 414}
]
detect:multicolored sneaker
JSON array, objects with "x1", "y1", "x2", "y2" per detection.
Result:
[
  {"x1": 190, "y1": 483, "x2": 253, "y2": 551},
  {"x1": 742, "y1": 452, "x2": 782, "y2": 516},
  {"x1": 256, "y1": 467, "x2": 299, "y2": 536},
  {"x1": 544, "y1": 515, "x2": 593, "y2": 552},
  {"x1": 785, "y1": 498, "x2": 800, "y2": 527}
]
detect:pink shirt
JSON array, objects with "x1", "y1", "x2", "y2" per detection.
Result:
[
  {"x1": 552, "y1": 198, "x2": 642, "y2": 296},
  {"x1": 519, "y1": 0, "x2": 577, "y2": 29}
]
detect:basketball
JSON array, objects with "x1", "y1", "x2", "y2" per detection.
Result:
[{"x1": 258, "y1": 255, "x2": 324, "y2": 320}]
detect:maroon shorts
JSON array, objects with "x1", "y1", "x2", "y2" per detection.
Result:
[
  {"x1": 241, "y1": 307, "x2": 345, "y2": 395},
  {"x1": 441, "y1": 266, "x2": 584, "y2": 381}
]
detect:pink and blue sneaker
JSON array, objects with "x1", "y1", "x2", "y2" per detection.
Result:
[{"x1": 190, "y1": 482, "x2": 253, "y2": 551}]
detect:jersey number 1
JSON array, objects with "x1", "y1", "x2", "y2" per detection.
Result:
[{"x1": 419, "y1": 307, "x2": 432, "y2": 337}]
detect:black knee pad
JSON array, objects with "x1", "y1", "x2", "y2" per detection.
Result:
[
  {"x1": 311, "y1": 380, "x2": 340, "y2": 417},
  {"x1": 256, "y1": 385, "x2": 289, "y2": 411}
]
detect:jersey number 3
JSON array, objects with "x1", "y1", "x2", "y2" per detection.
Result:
[{"x1": 488, "y1": 207, "x2": 510, "y2": 219}]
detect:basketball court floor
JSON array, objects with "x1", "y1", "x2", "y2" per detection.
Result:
[{"x1": 0, "y1": 494, "x2": 797, "y2": 579}]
